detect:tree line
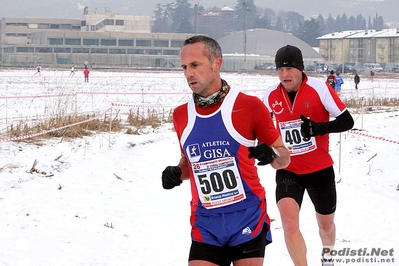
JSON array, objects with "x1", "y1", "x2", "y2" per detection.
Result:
[{"x1": 152, "y1": 0, "x2": 386, "y2": 47}]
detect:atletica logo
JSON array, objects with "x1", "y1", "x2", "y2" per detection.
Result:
[{"x1": 186, "y1": 144, "x2": 201, "y2": 162}]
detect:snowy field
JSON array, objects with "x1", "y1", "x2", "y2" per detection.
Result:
[{"x1": 0, "y1": 69, "x2": 398, "y2": 266}]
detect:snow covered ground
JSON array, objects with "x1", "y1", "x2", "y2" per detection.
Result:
[{"x1": 0, "y1": 69, "x2": 398, "y2": 265}]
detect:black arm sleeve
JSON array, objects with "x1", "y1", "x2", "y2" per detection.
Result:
[{"x1": 319, "y1": 109, "x2": 354, "y2": 134}]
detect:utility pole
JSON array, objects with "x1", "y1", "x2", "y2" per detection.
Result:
[
  {"x1": 243, "y1": 0, "x2": 248, "y2": 63},
  {"x1": 192, "y1": 1, "x2": 200, "y2": 35},
  {"x1": 195, "y1": 4, "x2": 199, "y2": 34}
]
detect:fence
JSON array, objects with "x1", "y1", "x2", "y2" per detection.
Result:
[
  {"x1": 0, "y1": 90, "x2": 185, "y2": 142},
  {"x1": 1, "y1": 70, "x2": 399, "y2": 144}
]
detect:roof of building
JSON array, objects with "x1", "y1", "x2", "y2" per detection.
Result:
[
  {"x1": 317, "y1": 28, "x2": 399, "y2": 40},
  {"x1": 221, "y1": 5, "x2": 234, "y2": 11},
  {"x1": 217, "y1": 28, "x2": 322, "y2": 60}
]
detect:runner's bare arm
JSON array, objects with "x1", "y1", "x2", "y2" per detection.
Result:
[
  {"x1": 270, "y1": 138, "x2": 290, "y2": 170},
  {"x1": 177, "y1": 153, "x2": 190, "y2": 180}
]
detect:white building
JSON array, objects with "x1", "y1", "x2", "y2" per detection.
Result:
[{"x1": 0, "y1": 7, "x2": 190, "y2": 69}]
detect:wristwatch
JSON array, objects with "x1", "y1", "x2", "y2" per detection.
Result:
[{"x1": 271, "y1": 147, "x2": 280, "y2": 159}]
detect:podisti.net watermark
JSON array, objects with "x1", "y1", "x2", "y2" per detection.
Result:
[{"x1": 322, "y1": 247, "x2": 395, "y2": 264}]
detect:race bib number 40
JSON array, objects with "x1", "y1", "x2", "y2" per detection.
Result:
[
  {"x1": 279, "y1": 118, "x2": 317, "y2": 156},
  {"x1": 192, "y1": 157, "x2": 246, "y2": 209}
]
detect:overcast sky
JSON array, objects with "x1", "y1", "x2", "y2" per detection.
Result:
[{"x1": 2, "y1": 0, "x2": 398, "y2": 24}]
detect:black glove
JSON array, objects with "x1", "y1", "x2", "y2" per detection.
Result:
[
  {"x1": 162, "y1": 166, "x2": 182, "y2": 189},
  {"x1": 248, "y1": 143, "x2": 279, "y2": 166},
  {"x1": 300, "y1": 115, "x2": 328, "y2": 138}
]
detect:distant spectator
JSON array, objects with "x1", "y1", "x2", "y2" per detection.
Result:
[
  {"x1": 326, "y1": 70, "x2": 337, "y2": 89},
  {"x1": 34, "y1": 65, "x2": 41, "y2": 76},
  {"x1": 84, "y1": 67, "x2": 90, "y2": 83},
  {"x1": 335, "y1": 72, "x2": 344, "y2": 95},
  {"x1": 354, "y1": 72, "x2": 360, "y2": 90},
  {"x1": 370, "y1": 70, "x2": 375, "y2": 82},
  {"x1": 69, "y1": 66, "x2": 75, "y2": 77}
]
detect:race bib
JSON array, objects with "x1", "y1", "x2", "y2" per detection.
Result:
[
  {"x1": 192, "y1": 157, "x2": 246, "y2": 209},
  {"x1": 279, "y1": 118, "x2": 317, "y2": 156}
]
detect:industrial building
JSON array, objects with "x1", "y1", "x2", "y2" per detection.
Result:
[
  {"x1": 8, "y1": 7, "x2": 399, "y2": 71},
  {"x1": 0, "y1": 6, "x2": 326, "y2": 71},
  {"x1": 0, "y1": 7, "x2": 191, "y2": 69}
]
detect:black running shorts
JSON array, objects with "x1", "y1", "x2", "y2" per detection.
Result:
[
  {"x1": 275, "y1": 166, "x2": 337, "y2": 215},
  {"x1": 188, "y1": 224, "x2": 270, "y2": 265}
]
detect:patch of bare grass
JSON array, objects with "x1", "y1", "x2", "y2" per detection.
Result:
[
  {"x1": 343, "y1": 97, "x2": 399, "y2": 111},
  {"x1": 5, "y1": 107, "x2": 173, "y2": 141},
  {"x1": 126, "y1": 108, "x2": 172, "y2": 134}
]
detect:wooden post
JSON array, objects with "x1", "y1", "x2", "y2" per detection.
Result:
[
  {"x1": 108, "y1": 106, "x2": 112, "y2": 148},
  {"x1": 339, "y1": 132, "x2": 342, "y2": 175}
]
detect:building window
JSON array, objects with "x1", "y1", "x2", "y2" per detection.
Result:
[
  {"x1": 83, "y1": 39, "x2": 99, "y2": 45},
  {"x1": 27, "y1": 23, "x2": 39, "y2": 29},
  {"x1": 54, "y1": 47, "x2": 71, "y2": 53},
  {"x1": 16, "y1": 47, "x2": 34, "y2": 52},
  {"x1": 101, "y1": 39, "x2": 117, "y2": 46},
  {"x1": 6, "y1": 23, "x2": 28, "y2": 27},
  {"x1": 115, "y1": 20, "x2": 124, "y2": 26},
  {"x1": 105, "y1": 19, "x2": 114, "y2": 25},
  {"x1": 6, "y1": 33, "x2": 28, "y2": 37},
  {"x1": 36, "y1": 47, "x2": 53, "y2": 53},
  {"x1": 127, "y1": 49, "x2": 144, "y2": 54},
  {"x1": 136, "y1": 39, "x2": 151, "y2": 47},
  {"x1": 60, "y1": 24, "x2": 72, "y2": 30},
  {"x1": 72, "y1": 48, "x2": 89, "y2": 53},
  {"x1": 109, "y1": 49, "x2": 126, "y2": 54},
  {"x1": 4, "y1": 47, "x2": 15, "y2": 53},
  {"x1": 163, "y1": 50, "x2": 179, "y2": 55},
  {"x1": 50, "y1": 24, "x2": 61, "y2": 29},
  {"x1": 154, "y1": 40, "x2": 169, "y2": 47},
  {"x1": 65, "y1": 38, "x2": 81, "y2": 45},
  {"x1": 171, "y1": 40, "x2": 184, "y2": 48},
  {"x1": 49, "y1": 38, "x2": 63, "y2": 45},
  {"x1": 148, "y1": 49, "x2": 162, "y2": 55},
  {"x1": 38, "y1": 24, "x2": 50, "y2": 29},
  {"x1": 119, "y1": 39, "x2": 133, "y2": 46},
  {"x1": 81, "y1": 21, "x2": 86, "y2": 26},
  {"x1": 91, "y1": 48, "x2": 108, "y2": 54}
]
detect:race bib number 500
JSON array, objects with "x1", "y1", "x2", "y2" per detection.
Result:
[{"x1": 192, "y1": 157, "x2": 246, "y2": 209}]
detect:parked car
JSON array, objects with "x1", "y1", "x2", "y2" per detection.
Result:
[
  {"x1": 363, "y1": 63, "x2": 383, "y2": 72},
  {"x1": 254, "y1": 63, "x2": 275, "y2": 70},
  {"x1": 321, "y1": 64, "x2": 338, "y2": 74},
  {"x1": 335, "y1": 64, "x2": 357, "y2": 74},
  {"x1": 304, "y1": 65, "x2": 316, "y2": 72}
]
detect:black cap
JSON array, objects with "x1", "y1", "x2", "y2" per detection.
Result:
[{"x1": 275, "y1": 45, "x2": 304, "y2": 71}]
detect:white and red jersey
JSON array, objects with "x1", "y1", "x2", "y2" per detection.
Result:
[
  {"x1": 263, "y1": 74, "x2": 347, "y2": 174},
  {"x1": 173, "y1": 88, "x2": 280, "y2": 214}
]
